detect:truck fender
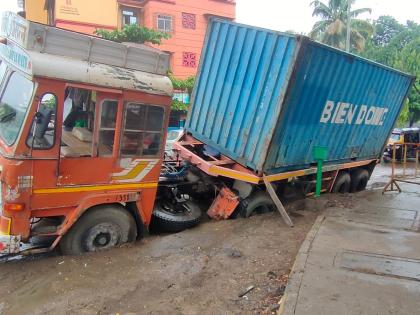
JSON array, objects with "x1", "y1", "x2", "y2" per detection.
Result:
[{"x1": 54, "y1": 191, "x2": 142, "y2": 242}]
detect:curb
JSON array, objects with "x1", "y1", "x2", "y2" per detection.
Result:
[{"x1": 278, "y1": 214, "x2": 326, "y2": 315}]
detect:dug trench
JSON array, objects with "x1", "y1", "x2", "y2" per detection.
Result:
[{"x1": 0, "y1": 199, "x2": 319, "y2": 315}]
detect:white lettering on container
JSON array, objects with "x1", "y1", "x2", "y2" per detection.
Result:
[{"x1": 320, "y1": 100, "x2": 389, "y2": 126}]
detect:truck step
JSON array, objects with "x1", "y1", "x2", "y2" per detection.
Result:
[{"x1": 31, "y1": 219, "x2": 60, "y2": 235}]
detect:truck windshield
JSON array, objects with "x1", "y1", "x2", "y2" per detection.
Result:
[
  {"x1": 390, "y1": 133, "x2": 401, "y2": 141},
  {"x1": 0, "y1": 72, "x2": 34, "y2": 145}
]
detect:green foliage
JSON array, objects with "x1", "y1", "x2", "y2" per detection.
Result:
[
  {"x1": 171, "y1": 99, "x2": 189, "y2": 111},
  {"x1": 95, "y1": 24, "x2": 171, "y2": 45},
  {"x1": 168, "y1": 73, "x2": 196, "y2": 111},
  {"x1": 371, "y1": 16, "x2": 403, "y2": 46},
  {"x1": 309, "y1": 0, "x2": 373, "y2": 52},
  {"x1": 169, "y1": 73, "x2": 195, "y2": 94},
  {"x1": 396, "y1": 100, "x2": 410, "y2": 128},
  {"x1": 362, "y1": 19, "x2": 420, "y2": 127}
]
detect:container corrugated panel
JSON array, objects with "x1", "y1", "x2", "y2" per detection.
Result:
[
  {"x1": 186, "y1": 20, "x2": 414, "y2": 174},
  {"x1": 186, "y1": 20, "x2": 298, "y2": 170},
  {"x1": 263, "y1": 40, "x2": 414, "y2": 173}
]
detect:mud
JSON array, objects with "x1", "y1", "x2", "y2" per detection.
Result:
[
  {"x1": 0, "y1": 208, "x2": 318, "y2": 315},
  {"x1": 0, "y1": 163, "x2": 399, "y2": 315}
]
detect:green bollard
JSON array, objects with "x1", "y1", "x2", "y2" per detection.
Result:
[{"x1": 312, "y1": 146, "x2": 328, "y2": 198}]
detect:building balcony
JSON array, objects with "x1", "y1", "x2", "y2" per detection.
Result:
[{"x1": 117, "y1": 0, "x2": 145, "y2": 8}]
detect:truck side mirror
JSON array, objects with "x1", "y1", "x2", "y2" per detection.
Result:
[
  {"x1": 34, "y1": 108, "x2": 52, "y2": 139},
  {"x1": 27, "y1": 93, "x2": 57, "y2": 149}
]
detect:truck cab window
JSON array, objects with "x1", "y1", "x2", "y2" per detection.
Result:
[
  {"x1": 120, "y1": 103, "x2": 164, "y2": 157},
  {"x1": 0, "y1": 71, "x2": 34, "y2": 145},
  {"x1": 27, "y1": 93, "x2": 57, "y2": 149},
  {"x1": 98, "y1": 100, "x2": 118, "y2": 156},
  {"x1": 60, "y1": 87, "x2": 96, "y2": 157}
]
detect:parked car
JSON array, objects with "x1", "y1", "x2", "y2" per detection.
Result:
[{"x1": 383, "y1": 128, "x2": 420, "y2": 162}]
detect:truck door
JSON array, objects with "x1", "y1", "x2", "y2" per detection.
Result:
[{"x1": 58, "y1": 86, "x2": 122, "y2": 186}]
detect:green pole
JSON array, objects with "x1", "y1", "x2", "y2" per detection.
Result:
[
  {"x1": 316, "y1": 159, "x2": 323, "y2": 197},
  {"x1": 313, "y1": 146, "x2": 328, "y2": 198}
]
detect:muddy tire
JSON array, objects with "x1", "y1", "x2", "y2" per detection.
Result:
[
  {"x1": 60, "y1": 205, "x2": 137, "y2": 255},
  {"x1": 239, "y1": 191, "x2": 275, "y2": 218},
  {"x1": 152, "y1": 200, "x2": 202, "y2": 233},
  {"x1": 350, "y1": 168, "x2": 369, "y2": 193},
  {"x1": 332, "y1": 172, "x2": 351, "y2": 194},
  {"x1": 382, "y1": 156, "x2": 391, "y2": 163}
]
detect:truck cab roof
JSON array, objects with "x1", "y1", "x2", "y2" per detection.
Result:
[{"x1": 0, "y1": 11, "x2": 173, "y2": 95}]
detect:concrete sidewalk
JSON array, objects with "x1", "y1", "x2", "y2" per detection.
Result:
[{"x1": 280, "y1": 183, "x2": 420, "y2": 315}]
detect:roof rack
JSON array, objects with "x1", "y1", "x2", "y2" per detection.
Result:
[{"x1": 1, "y1": 11, "x2": 170, "y2": 76}]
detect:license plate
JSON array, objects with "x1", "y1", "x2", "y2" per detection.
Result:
[{"x1": 0, "y1": 235, "x2": 20, "y2": 254}]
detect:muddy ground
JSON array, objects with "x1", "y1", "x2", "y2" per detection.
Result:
[{"x1": 0, "y1": 164, "x2": 397, "y2": 315}]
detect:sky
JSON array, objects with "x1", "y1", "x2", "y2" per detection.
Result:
[
  {"x1": 0, "y1": 0, "x2": 419, "y2": 34},
  {"x1": 237, "y1": 0, "x2": 419, "y2": 34}
]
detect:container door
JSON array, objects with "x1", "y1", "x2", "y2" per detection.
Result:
[{"x1": 58, "y1": 87, "x2": 122, "y2": 186}]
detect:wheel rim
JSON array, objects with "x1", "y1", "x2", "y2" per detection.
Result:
[
  {"x1": 83, "y1": 223, "x2": 120, "y2": 252},
  {"x1": 161, "y1": 202, "x2": 191, "y2": 216}
]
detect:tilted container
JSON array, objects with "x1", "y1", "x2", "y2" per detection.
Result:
[{"x1": 186, "y1": 19, "x2": 414, "y2": 174}]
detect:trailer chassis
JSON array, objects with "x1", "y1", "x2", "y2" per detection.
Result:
[{"x1": 173, "y1": 134, "x2": 378, "y2": 226}]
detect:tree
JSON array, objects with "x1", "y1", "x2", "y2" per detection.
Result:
[
  {"x1": 394, "y1": 38, "x2": 420, "y2": 126},
  {"x1": 309, "y1": 0, "x2": 373, "y2": 52},
  {"x1": 362, "y1": 19, "x2": 420, "y2": 126},
  {"x1": 168, "y1": 73, "x2": 196, "y2": 111},
  {"x1": 95, "y1": 24, "x2": 170, "y2": 45},
  {"x1": 371, "y1": 16, "x2": 403, "y2": 46}
]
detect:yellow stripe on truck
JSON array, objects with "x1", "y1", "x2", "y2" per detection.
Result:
[
  {"x1": 209, "y1": 166, "x2": 261, "y2": 184},
  {"x1": 33, "y1": 182, "x2": 158, "y2": 194}
]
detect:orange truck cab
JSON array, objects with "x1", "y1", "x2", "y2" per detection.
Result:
[{"x1": 0, "y1": 12, "x2": 174, "y2": 255}]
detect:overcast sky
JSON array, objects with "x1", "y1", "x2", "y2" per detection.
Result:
[
  {"x1": 0, "y1": 0, "x2": 419, "y2": 34},
  {"x1": 237, "y1": 0, "x2": 420, "y2": 34}
]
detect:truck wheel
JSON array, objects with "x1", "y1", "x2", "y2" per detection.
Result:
[
  {"x1": 350, "y1": 169, "x2": 369, "y2": 192},
  {"x1": 332, "y1": 172, "x2": 351, "y2": 194},
  {"x1": 60, "y1": 205, "x2": 137, "y2": 255},
  {"x1": 239, "y1": 191, "x2": 275, "y2": 218},
  {"x1": 152, "y1": 200, "x2": 202, "y2": 233},
  {"x1": 382, "y1": 156, "x2": 391, "y2": 163}
]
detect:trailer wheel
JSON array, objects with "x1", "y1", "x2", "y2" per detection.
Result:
[
  {"x1": 331, "y1": 172, "x2": 351, "y2": 194},
  {"x1": 382, "y1": 156, "x2": 391, "y2": 163},
  {"x1": 152, "y1": 200, "x2": 202, "y2": 233},
  {"x1": 350, "y1": 169, "x2": 369, "y2": 192},
  {"x1": 60, "y1": 205, "x2": 137, "y2": 255},
  {"x1": 239, "y1": 191, "x2": 275, "y2": 218}
]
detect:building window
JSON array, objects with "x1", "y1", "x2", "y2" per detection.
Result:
[
  {"x1": 182, "y1": 12, "x2": 196, "y2": 29},
  {"x1": 122, "y1": 8, "x2": 138, "y2": 26},
  {"x1": 157, "y1": 15, "x2": 172, "y2": 32},
  {"x1": 183, "y1": 52, "x2": 197, "y2": 68}
]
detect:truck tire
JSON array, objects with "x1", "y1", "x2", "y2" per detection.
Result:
[
  {"x1": 239, "y1": 191, "x2": 275, "y2": 218},
  {"x1": 152, "y1": 200, "x2": 202, "y2": 233},
  {"x1": 60, "y1": 205, "x2": 137, "y2": 255},
  {"x1": 331, "y1": 172, "x2": 351, "y2": 194},
  {"x1": 382, "y1": 156, "x2": 391, "y2": 163},
  {"x1": 350, "y1": 168, "x2": 369, "y2": 192}
]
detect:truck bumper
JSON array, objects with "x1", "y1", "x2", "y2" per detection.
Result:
[{"x1": 0, "y1": 234, "x2": 21, "y2": 255}]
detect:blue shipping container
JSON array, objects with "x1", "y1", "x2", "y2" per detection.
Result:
[{"x1": 186, "y1": 20, "x2": 414, "y2": 174}]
